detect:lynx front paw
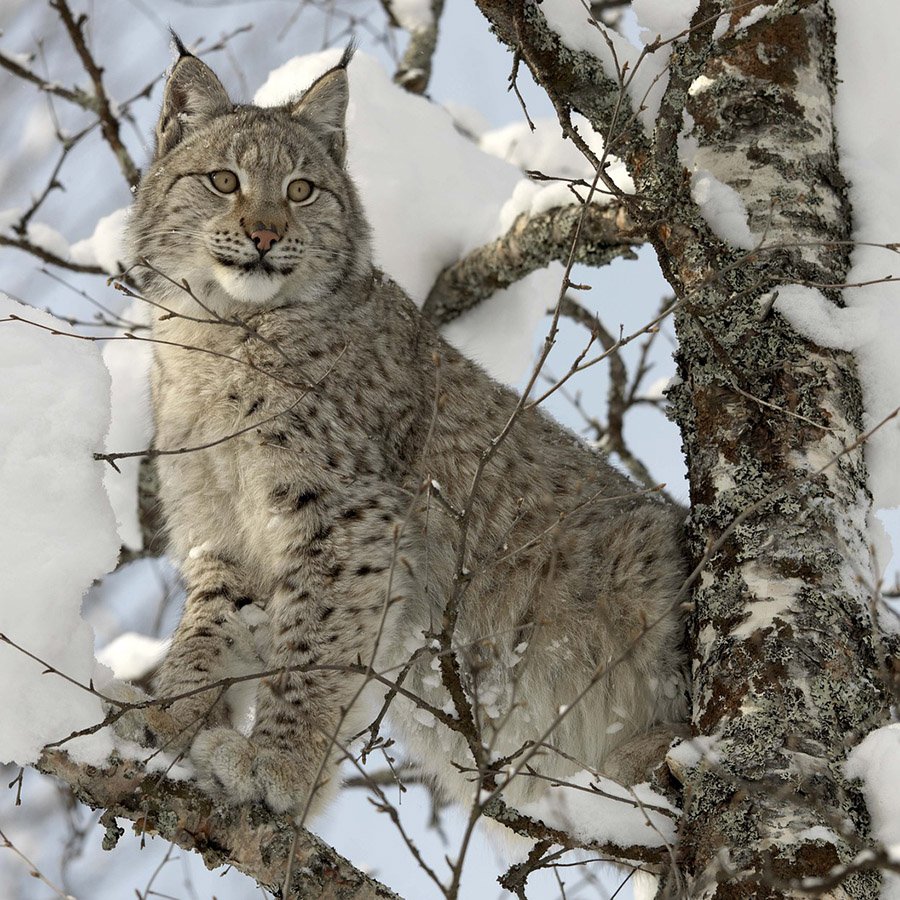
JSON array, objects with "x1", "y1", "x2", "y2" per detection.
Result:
[
  {"x1": 104, "y1": 680, "x2": 156, "y2": 746},
  {"x1": 191, "y1": 728, "x2": 325, "y2": 816}
]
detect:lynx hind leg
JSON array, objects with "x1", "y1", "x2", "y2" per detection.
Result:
[{"x1": 190, "y1": 488, "x2": 421, "y2": 816}]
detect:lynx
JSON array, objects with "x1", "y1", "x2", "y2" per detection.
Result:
[{"x1": 125, "y1": 41, "x2": 689, "y2": 821}]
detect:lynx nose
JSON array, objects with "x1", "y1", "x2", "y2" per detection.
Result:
[{"x1": 249, "y1": 224, "x2": 280, "y2": 254}]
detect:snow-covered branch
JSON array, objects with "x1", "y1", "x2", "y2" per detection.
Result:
[{"x1": 383, "y1": 0, "x2": 445, "y2": 94}]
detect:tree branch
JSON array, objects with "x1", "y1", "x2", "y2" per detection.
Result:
[
  {"x1": 37, "y1": 749, "x2": 402, "y2": 900},
  {"x1": 0, "y1": 48, "x2": 93, "y2": 108},
  {"x1": 474, "y1": 0, "x2": 649, "y2": 165},
  {"x1": 0, "y1": 234, "x2": 105, "y2": 276},
  {"x1": 389, "y1": 0, "x2": 445, "y2": 94},
  {"x1": 423, "y1": 200, "x2": 640, "y2": 325},
  {"x1": 50, "y1": 0, "x2": 141, "y2": 188}
]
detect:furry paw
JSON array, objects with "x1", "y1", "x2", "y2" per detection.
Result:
[
  {"x1": 191, "y1": 728, "x2": 324, "y2": 815},
  {"x1": 104, "y1": 681, "x2": 180, "y2": 748},
  {"x1": 104, "y1": 679, "x2": 223, "y2": 754},
  {"x1": 191, "y1": 728, "x2": 259, "y2": 803},
  {"x1": 104, "y1": 680, "x2": 157, "y2": 746},
  {"x1": 601, "y1": 724, "x2": 691, "y2": 785}
]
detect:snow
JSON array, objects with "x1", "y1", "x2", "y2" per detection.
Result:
[
  {"x1": 256, "y1": 50, "x2": 560, "y2": 385},
  {"x1": 773, "y1": 284, "x2": 877, "y2": 353},
  {"x1": 101, "y1": 303, "x2": 154, "y2": 550},
  {"x1": 19, "y1": 105, "x2": 56, "y2": 157},
  {"x1": 498, "y1": 181, "x2": 577, "y2": 231},
  {"x1": 439, "y1": 263, "x2": 560, "y2": 381},
  {"x1": 480, "y1": 115, "x2": 605, "y2": 179},
  {"x1": 688, "y1": 74, "x2": 715, "y2": 96},
  {"x1": 732, "y1": 564, "x2": 806, "y2": 639},
  {"x1": 540, "y1": 0, "x2": 699, "y2": 132},
  {"x1": 96, "y1": 631, "x2": 167, "y2": 681},
  {"x1": 707, "y1": 5, "x2": 775, "y2": 43},
  {"x1": 518, "y1": 769, "x2": 679, "y2": 848},
  {"x1": 481, "y1": 114, "x2": 634, "y2": 236},
  {"x1": 666, "y1": 735, "x2": 719, "y2": 775},
  {"x1": 387, "y1": 0, "x2": 433, "y2": 31},
  {"x1": 689, "y1": 170, "x2": 756, "y2": 251},
  {"x1": 711, "y1": 13, "x2": 730, "y2": 42},
  {"x1": 797, "y1": 826, "x2": 840, "y2": 845},
  {"x1": 441, "y1": 100, "x2": 490, "y2": 139},
  {"x1": 643, "y1": 376, "x2": 671, "y2": 400},
  {"x1": 867, "y1": 511, "x2": 894, "y2": 584},
  {"x1": 0, "y1": 295, "x2": 119, "y2": 765},
  {"x1": 733, "y1": 5, "x2": 774, "y2": 33},
  {"x1": 25, "y1": 221, "x2": 70, "y2": 260},
  {"x1": 69, "y1": 207, "x2": 129, "y2": 273},
  {"x1": 845, "y1": 723, "x2": 900, "y2": 899},
  {"x1": 631, "y1": 0, "x2": 697, "y2": 42},
  {"x1": 831, "y1": 0, "x2": 900, "y2": 510},
  {"x1": 0, "y1": 207, "x2": 21, "y2": 230}
]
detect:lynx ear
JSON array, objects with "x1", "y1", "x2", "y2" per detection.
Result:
[
  {"x1": 156, "y1": 36, "x2": 231, "y2": 159},
  {"x1": 289, "y1": 46, "x2": 354, "y2": 164}
]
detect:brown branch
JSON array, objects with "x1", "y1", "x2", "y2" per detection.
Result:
[
  {"x1": 0, "y1": 49, "x2": 92, "y2": 107},
  {"x1": 390, "y1": 0, "x2": 445, "y2": 94},
  {"x1": 423, "y1": 201, "x2": 640, "y2": 326},
  {"x1": 481, "y1": 791, "x2": 663, "y2": 866},
  {"x1": 16, "y1": 145, "x2": 71, "y2": 236},
  {"x1": 37, "y1": 749, "x2": 401, "y2": 900},
  {"x1": 50, "y1": 0, "x2": 141, "y2": 188},
  {"x1": 0, "y1": 824, "x2": 73, "y2": 899},
  {"x1": 0, "y1": 234, "x2": 105, "y2": 275},
  {"x1": 474, "y1": 0, "x2": 650, "y2": 166},
  {"x1": 556, "y1": 295, "x2": 663, "y2": 492}
]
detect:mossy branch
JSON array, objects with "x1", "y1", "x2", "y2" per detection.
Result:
[{"x1": 37, "y1": 749, "x2": 401, "y2": 900}]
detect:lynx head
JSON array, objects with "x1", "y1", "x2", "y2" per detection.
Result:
[{"x1": 129, "y1": 41, "x2": 371, "y2": 310}]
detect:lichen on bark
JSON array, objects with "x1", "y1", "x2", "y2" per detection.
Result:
[{"x1": 473, "y1": 0, "x2": 892, "y2": 895}]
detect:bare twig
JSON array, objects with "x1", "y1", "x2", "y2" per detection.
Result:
[
  {"x1": 50, "y1": 0, "x2": 141, "y2": 187},
  {"x1": 0, "y1": 825, "x2": 75, "y2": 900}
]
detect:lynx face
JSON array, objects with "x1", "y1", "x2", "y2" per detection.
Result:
[{"x1": 129, "y1": 50, "x2": 371, "y2": 310}]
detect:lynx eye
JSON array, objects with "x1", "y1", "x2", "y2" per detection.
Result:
[
  {"x1": 287, "y1": 178, "x2": 316, "y2": 204},
  {"x1": 209, "y1": 170, "x2": 239, "y2": 194}
]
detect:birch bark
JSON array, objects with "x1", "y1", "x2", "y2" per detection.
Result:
[{"x1": 473, "y1": 0, "x2": 892, "y2": 895}]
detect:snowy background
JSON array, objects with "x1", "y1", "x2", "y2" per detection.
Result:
[{"x1": 1, "y1": 1, "x2": 899, "y2": 898}]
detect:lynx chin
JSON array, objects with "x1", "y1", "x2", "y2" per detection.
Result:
[{"x1": 123, "y1": 40, "x2": 690, "y2": 823}]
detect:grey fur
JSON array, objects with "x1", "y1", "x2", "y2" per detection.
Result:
[{"x1": 126, "y1": 51, "x2": 690, "y2": 818}]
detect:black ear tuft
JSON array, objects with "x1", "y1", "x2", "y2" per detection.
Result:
[
  {"x1": 155, "y1": 45, "x2": 231, "y2": 160},
  {"x1": 289, "y1": 50, "x2": 354, "y2": 164},
  {"x1": 169, "y1": 28, "x2": 192, "y2": 60},
  {"x1": 337, "y1": 42, "x2": 357, "y2": 70}
]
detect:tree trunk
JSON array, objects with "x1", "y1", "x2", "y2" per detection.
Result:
[
  {"x1": 664, "y1": 4, "x2": 888, "y2": 896},
  {"x1": 473, "y1": 0, "x2": 891, "y2": 895}
]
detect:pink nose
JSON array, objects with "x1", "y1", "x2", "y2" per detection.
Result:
[{"x1": 249, "y1": 226, "x2": 280, "y2": 253}]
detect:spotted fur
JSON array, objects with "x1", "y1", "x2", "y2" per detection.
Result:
[{"x1": 127, "y1": 47, "x2": 689, "y2": 818}]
